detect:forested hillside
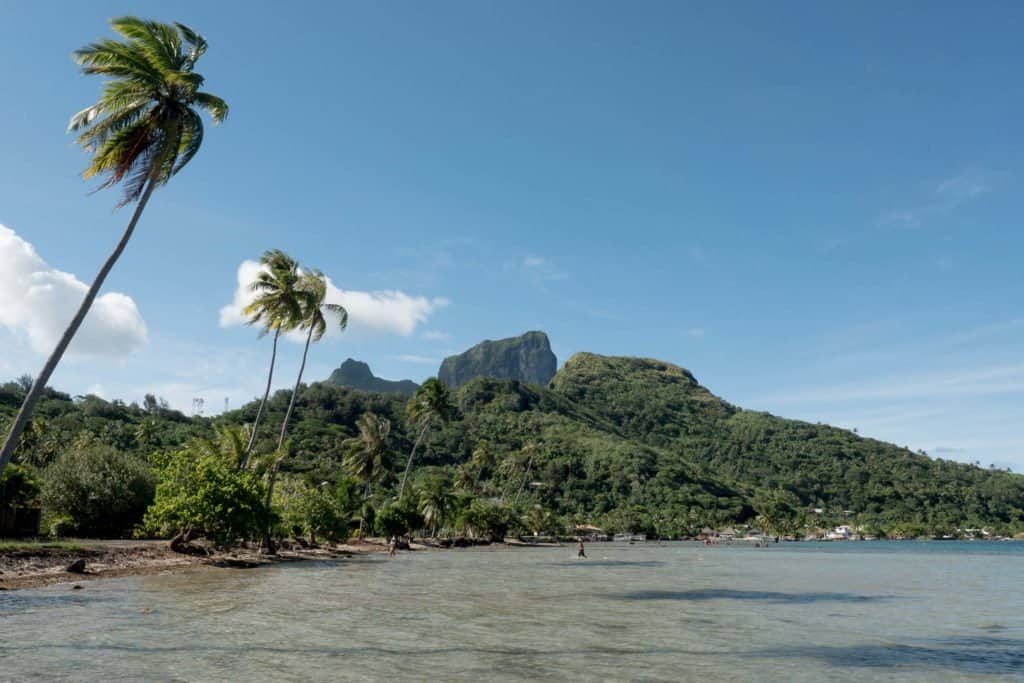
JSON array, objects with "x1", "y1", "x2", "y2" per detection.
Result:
[{"x1": 3, "y1": 352, "x2": 1023, "y2": 540}]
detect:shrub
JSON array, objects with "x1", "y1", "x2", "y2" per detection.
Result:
[
  {"x1": 42, "y1": 445, "x2": 154, "y2": 537},
  {"x1": 143, "y1": 447, "x2": 266, "y2": 548},
  {"x1": 459, "y1": 499, "x2": 516, "y2": 542},
  {"x1": 0, "y1": 464, "x2": 42, "y2": 537},
  {"x1": 375, "y1": 498, "x2": 423, "y2": 538},
  {"x1": 274, "y1": 478, "x2": 349, "y2": 544},
  {"x1": 0, "y1": 463, "x2": 41, "y2": 510}
]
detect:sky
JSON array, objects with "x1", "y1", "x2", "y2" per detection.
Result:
[{"x1": 1, "y1": 1, "x2": 1022, "y2": 469}]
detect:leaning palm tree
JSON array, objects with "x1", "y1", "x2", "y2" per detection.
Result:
[
  {"x1": 342, "y1": 412, "x2": 391, "y2": 498},
  {"x1": 238, "y1": 249, "x2": 303, "y2": 468},
  {"x1": 397, "y1": 378, "x2": 455, "y2": 499},
  {"x1": 0, "y1": 17, "x2": 227, "y2": 476},
  {"x1": 276, "y1": 270, "x2": 347, "y2": 450},
  {"x1": 261, "y1": 271, "x2": 346, "y2": 553},
  {"x1": 513, "y1": 441, "x2": 540, "y2": 504}
]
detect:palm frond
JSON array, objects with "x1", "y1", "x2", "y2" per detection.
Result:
[{"x1": 71, "y1": 16, "x2": 227, "y2": 205}]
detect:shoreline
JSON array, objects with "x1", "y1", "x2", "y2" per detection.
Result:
[{"x1": 0, "y1": 538, "x2": 399, "y2": 591}]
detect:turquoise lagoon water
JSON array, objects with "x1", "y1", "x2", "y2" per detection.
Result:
[{"x1": 1, "y1": 541, "x2": 1022, "y2": 681}]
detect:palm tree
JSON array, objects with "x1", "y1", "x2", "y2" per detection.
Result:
[
  {"x1": 419, "y1": 484, "x2": 454, "y2": 538},
  {"x1": 0, "y1": 17, "x2": 227, "y2": 477},
  {"x1": 453, "y1": 464, "x2": 475, "y2": 493},
  {"x1": 262, "y1": 271, "x2": 346, "y2": 553},
  {"x1": 343, "y1": 412, "x2": 391, "y2": 497},
  {"x1": 471, "y1": 440, "x2": 495, "y2": 492},
  {"x1": 276, "y1": 270, "x2": 347, "y2": 450},
  {"x1": 524, "y1": 504, "x2": 552, "y2": 536},
  {"x1": 195, "y1": 423, "x2": 252, "y2": 469},
  {"x1": 238, "y1": 249, "x2": 303, "y2": 468},
  {"x1": 397, "y1": 378, "x2": 455, "y2": 499}
]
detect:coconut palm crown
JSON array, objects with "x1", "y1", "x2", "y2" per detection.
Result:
[{"x1": 69, "y1": 16, "x2": 228, "y2": 205}]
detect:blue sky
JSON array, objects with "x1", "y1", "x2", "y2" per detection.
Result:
[{"x1": 1, "y1": 2, "x2": 1022, "y2": 468}]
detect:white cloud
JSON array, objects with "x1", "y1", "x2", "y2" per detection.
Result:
[
  {"x1": 523, "y1": 256, "x2": 545, "y2": 268},
  {"x1": 687, "y1": 328, "x2": 706, "y2": 338},
  {"x1": 877, "y1": 168, "x2": 995, "y2": 228},
  {"x1": 421, "y1": 330, "x2": 452, "y2": 342},
  {"x1": 0, "y1": 225, "x2": 147, "y2": 359},
  {"x1": 219, "y1": 260, "x2": 448, "y2": 338}
]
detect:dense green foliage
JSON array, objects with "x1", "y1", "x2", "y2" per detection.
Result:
[
  {"x1": 4, "y1": 350, "x2": 1024, "y2": 542},
  {"x1": 41, "y1": 444, "x2": 155, "y2": 537},
  {"x1": 144, "y1": 444, "x2": 266, "y2": 548}
]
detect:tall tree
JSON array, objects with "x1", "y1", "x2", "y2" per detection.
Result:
[
  {"x1": 343, "y1": 412, "x2": 391, "y2": 539},
  {"x1": 276, "y1": 270, "x2": 347, "y2": 450},
  {"x1": 238, "y1": 249, "x2": 302, "y2": 468},
  {"x1": 342, "y1": 412, "x2": 391, "y2": 497},
  {"x1": 419, "y1": 481, "x2": 454, "y2": 538},
  {"x1": 0, "y1": 17, "x2": 227, "y2": 476},
  {"x1": 471, "y1": 440, "x2": 495, "y2": 492},
  {"x1": 262, "y1": 270, "x2": 346, "y2": 552},
  {"x1": 397, "y1": 378, "x2": 455, "y2": 499}
]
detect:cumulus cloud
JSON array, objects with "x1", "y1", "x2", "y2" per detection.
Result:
[
  {"x1": 0, "y1": 225, "x2": 147, "y2": 358},
  {"x1": 219, "y1": 260, "x2": 447, "y2": 338}
]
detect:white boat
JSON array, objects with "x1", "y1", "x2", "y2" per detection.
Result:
[{"x1": 613, "y1": 533, "x2": 647, "y2": 542}]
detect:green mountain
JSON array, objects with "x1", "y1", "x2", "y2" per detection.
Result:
[
  {"x1": 5, "y1": 352, "x2": 1023, "y2": 538},
  {"x1": 235, "y1": 352, "x2": 1024, "y2": 536},
  {"x1": 326, "y1": 359, "x2": 418, "y2": 397}
]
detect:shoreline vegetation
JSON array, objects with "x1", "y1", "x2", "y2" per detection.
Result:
[{"x1": 3, "y1": 532, "x2": 1021, "y2": 592}]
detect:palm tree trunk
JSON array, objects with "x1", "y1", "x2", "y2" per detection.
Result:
[
  {"x1": 278, "y1": 324, "x2": 313, "y2": 450},
  {"x1": 260, "y1": 324, "x2": 314, "y2": 553},
  {"x1": 240, "y1": 327, "x2": 280, "y2": 469},
  {"x1": 397, "y1": 423, "x2": 428, "y2": 499},
  {"x1": 515, "y1": 456, "x2": 534, "y2": 503},
  {"x1": 0, "y1": 178, "x2": 157, "y2": 477},
  {"x1": 261, "y1": 456, "x2": 283, "y2": 554}
]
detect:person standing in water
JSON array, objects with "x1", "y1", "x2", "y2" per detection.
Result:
[
  {"x1": 577, "y1": 538, "x2": 587, "y2": 558},
  {"x1": 388, "y1": 536, "x2": 397, "y2": 558}
]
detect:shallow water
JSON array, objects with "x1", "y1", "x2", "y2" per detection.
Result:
[{"x1": 2, "y1": 541, "x2": 1022, "y2": 681}]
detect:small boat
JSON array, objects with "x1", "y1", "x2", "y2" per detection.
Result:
[{"x1": 612, "y1": 533, "x2": 647, "y2": 542}]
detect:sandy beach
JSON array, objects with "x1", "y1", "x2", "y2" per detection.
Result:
[{"x1": 0, "y1": 538, "x2": 397, "y2": 591}]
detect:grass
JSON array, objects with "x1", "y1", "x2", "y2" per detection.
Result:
[{"x1": 0, "y1": 538, "x2": 87, "y2": 552}]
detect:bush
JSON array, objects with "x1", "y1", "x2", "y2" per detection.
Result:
[
  {"x1": 274, "y1": 478, "x2": 350, "y2": 544},
  {"x1": 143, "y1": 447, "x2": 266, "y2": 548},
  {"x1": 375, "y1": 498, "x2": 423, "y2": 538},
  {"x1": 42, "y1": 445, "x2": 154, "y2": 537},
  {"x1": 0, "y1": 464, "x2": 42, "y2": 537},
  {"x1": 0, "y1": 463, "x2": 41, "y2": 510},
  {"x1": 459, "y1": 499, "x2": 516, "y2": 542}
]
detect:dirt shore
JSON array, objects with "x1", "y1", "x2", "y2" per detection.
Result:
[{"x1": 0, "y1": 538, "x2": 395, "y2": 591}]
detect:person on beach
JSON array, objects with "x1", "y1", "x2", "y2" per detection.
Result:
[
  {"x1": 577, "y1": 538, "x2": 587, "y2": 559},
  {"x1": 388, "y1": 536, "x2": 397, "y2": 558}
]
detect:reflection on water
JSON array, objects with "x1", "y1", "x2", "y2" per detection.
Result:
[{"x1": 1, "y1": 542, "x2": 1023, "y2": 681}]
